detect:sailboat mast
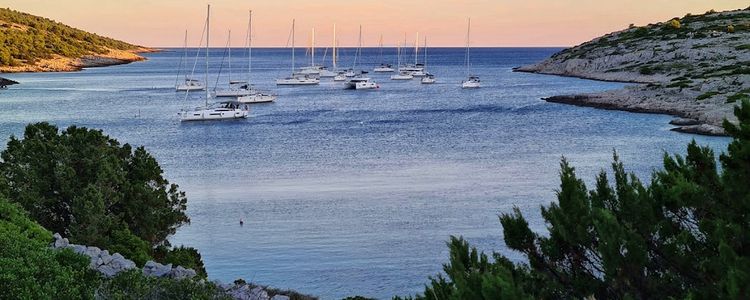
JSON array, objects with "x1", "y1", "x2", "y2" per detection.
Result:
[
  {"x1": 424, "y1": 36, "x2": 427, "y2": 68},
  {"x1": 247, "y1": 9, "x2": 253, "y2": 85},
  {"x1": 311, "y1": 28, "x2": 315, "y2": 67},
  {"x1": 415, "y1": 32, "x2": 419, "y2": 65},
  {"x1": 466, "y1": 18, "x2": 471, "y2": 76},
  {"x1": 228, "y1": 29, "x2": 232, "y2": 83},
  {"x1": 205, "y1": 4, "x2": 210, "y2": 105},
  {"x1": 292, "y1": 19, "x2": 295, "y2": 73},
  {"x1": 332, "y1": 24, "x2": 337, "y2": 71},
  {"x1": 379, "y1": 34, "x2": 383, "y2": 62}
]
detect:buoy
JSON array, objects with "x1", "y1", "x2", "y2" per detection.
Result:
[{"x1": 239, "y1": 218, "x2": 244, "y2": 226}]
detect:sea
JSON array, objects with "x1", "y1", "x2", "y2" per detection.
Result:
[{"x1": 0, "y1": 48, "x2": 731, "y2": 299}]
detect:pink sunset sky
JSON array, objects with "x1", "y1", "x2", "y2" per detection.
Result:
[{"x1": 5, "y1": 0, "x2": 749, "y2": 47}]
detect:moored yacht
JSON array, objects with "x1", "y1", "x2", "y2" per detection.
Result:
[
  {"x1": 276, "y1": 19, "x2": 320, "y2": 86},
  {"x1": 461, "y1": 18, "x2": 481, "y2": 89},
  {"x1": 177, "y1": 78, "x2": 206, "y2": 91},
  {"x1": 373, "y1": 35, "x2": 395, "y2": 72},
  {"x1": 391, "y1": 70, "x2": 414, "y2": 80},
  {"x1": 179, "y1": 5, "x2": 249, "y2": 122},
  {"x1": 421, "y1": 73, "x2": 436, "y2": 84},
  {"x1": 179, "y1": 100, "x2": 249, "y2": 121},
  {"x1": 344, "y1": 76, "x2": 378, "y2": 90},
  {"x1": 374, "y1": 63, "x2": 395, "y2": 72},
  {"x1": 238, "y1": 92, "x2": 276, "y2": 103}
]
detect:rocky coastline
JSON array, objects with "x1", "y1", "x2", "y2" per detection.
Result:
[
  {"x1": 51, "y1": 233, "x2": 312, "y2": 300},
  {"x1": 0, "y1": 47, "x2": 156, "y2": 73},
  {"x1": 515, "y1": 8, "x2": 750, "y2": 136}
]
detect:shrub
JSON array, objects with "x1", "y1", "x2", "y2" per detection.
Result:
[
  {"x1": 0, "y1": 123, "x2": 189, "y2": 250},
  {"x1": 399, "y1": 100, "x2": 750, "y2": 299},
  {"x1": 697, "y1": 91, "x2": 720, "y2": 100},
  {"x1": 727, "y1": 93, "x2": 750, "y2": 103},
  {"x1": 727, "y1": 24, "x2": 735, "y2": 33},
  {"x1": 97, "y1": 270, "x2": 231, "y2": 300},
  {"x1": 156, "y1": 246, "x2": 208, "y2": 278},
  {"x1": 668, "y1": 18, "x2": 681, "y2": 29},
  {"x1": 0, "y1": 197, "x2": 101, "y2": 299}
]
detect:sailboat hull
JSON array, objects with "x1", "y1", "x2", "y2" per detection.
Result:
[{"x1": 178, "y1": 109, "x2": 248, "y2": 121}]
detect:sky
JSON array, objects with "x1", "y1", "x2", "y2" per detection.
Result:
[{"x1": 4, "y1": 0, "x2": 749, "y2": 47}]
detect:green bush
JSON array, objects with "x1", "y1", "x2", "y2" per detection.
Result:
[
  {"x1": 697, "y1": 91, "x2": 721, "y2": 100},
  {"x1": 156, "y1": 246, "x2": 208, "y2": 278},
  {"x1": 0, "y1": 122, "x2": 189, "y2": 251},
  {"x1": 97, "y1": 270, "x2": 231, "y2": 300},
  {"x1": 399, "y1": 100, "x2": 750, "y2": 299},
  {"x1": 0, "y1": 197, "x2": 101, "y2": 299}
]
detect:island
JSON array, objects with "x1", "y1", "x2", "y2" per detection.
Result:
[
  {"x1": 0, "y1": 8, "x2": 153, "y2": 73},
  {"x1": 516, "y1": 7, "x2": 750, "y2": 136}
]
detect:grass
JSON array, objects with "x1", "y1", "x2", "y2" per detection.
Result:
[
  {"x1": 697, "y1": 91, "x2": 721, "y2": 101},
  {"x1": 727, "y1": 93, "x2": 750, "y2": 103}
]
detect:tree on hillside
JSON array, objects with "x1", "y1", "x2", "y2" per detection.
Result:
[
  {"x1": 0, "y1": 123, "x2": 189, "y2": 261},
  {"x1": 398, "y1": 100, "x2": 750, "y2": 300}
]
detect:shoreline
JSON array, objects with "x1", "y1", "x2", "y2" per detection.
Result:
[
  {"x1": 0, "y1": 47, "x2": 158, "y2": 73},
  {"x1": 513, "y1": 66, "x2": 733, "y2": 137}
]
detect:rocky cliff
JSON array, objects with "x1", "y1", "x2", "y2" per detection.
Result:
[{"x1": 516, "y1": 8, "x2": 750, "y2": 135}]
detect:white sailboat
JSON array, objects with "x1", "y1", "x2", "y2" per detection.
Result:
[
  {"x1": 176, "y1": 30, "x2": 206, "y2": 92},
  {"x1": 345, "y1": 25, "x2": 379, "y2": 90},
  {"x1": 409, "y1": 32, "x2": 427, "y2": 77},
  {"x1": 215, "y1": 30, "x2": 256, "y2": 97},
  {"x1": 238, "y1": 10, "x2": 276, "y2": 103},
  {"x1": 332, "y1": 25, "x2": 347, "y2": 82},
  {"x1": 373, "y1": 34, "x2": 395, "y2": 72},
  {"x1": 179, "y1": 5, "x2": 249, "y2": 121},
  {"x1": 276, "y1": 19, "x2": 320, "y2": 85},
  {"x1": 421, "y1": 37, "x2": 436, "y2": 84},
  {"x1": 390, "y1": 41, "x2": 413, "y2": 80},
  {"x1": 461, "y1": 18, "x2": 481, "y2": 89}
]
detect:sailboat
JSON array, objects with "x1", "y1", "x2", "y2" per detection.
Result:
[
  {"x1": 276, "y1": 19, "x2": 320, "y2": 85},
  {"x1": 399, "y1": 32, "x2": 425, "y2": 75},
  {"x1": 238, "y1": 10, "x2": 276, "y2": 103},
  {"x1": 461, "y1": 18, "x2": 481, "y2": 89},
  {"x1": 332, "y1": 25, "x2": 347, "y2": 82},
  {"x1": 215, "y1": 30, "x2": 254, "y2": 97},
  {"x1": 421, "y1": 36, "x2": 436, "y2": 84},
  {"x1": 176, "y1": 30, "x2": 206, "y2": 91},
  {"x1": 390, "y1": 41, "x2": 413, "y2": 80},
  {"x1": 179, "y1": 5, "x2": 249, "y2": 121},
  {"x1": 345, "y1": 25, "x2": 378, "y2": 90},
  {"x1": 373, "y1": 34, "x2": 395, "y2": 72},
  {"x1": 409, "y1": 32, "x2": 427, "y2": 77}
]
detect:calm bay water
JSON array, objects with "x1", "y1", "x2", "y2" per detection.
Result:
[{"x1": 0, "y1": 48, "x2": 730, "y2": 299}]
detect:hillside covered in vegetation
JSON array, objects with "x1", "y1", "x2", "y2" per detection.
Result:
[
  {"x1": 0, "y1": 8, "x2": 151, "y2": 72},
  {"x1": 516, "y1": 7, "x2": 750, "y2": 135}
]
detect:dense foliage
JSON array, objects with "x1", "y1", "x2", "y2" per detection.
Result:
[
  {"x1": 398, "y1": 100, "x2": 750, "y2": 300},
  {"x1": 98, "y1": 270, "x2": 231, "y2": 300},
  {"x1": 0, "y1": 123, "x2": 192, "y2": 266},
  {"x1": 0, "y1": 8, "x2": 139, "y2": 66},
  {"x1": 0, "y1": 197, "x2": 100, "y2": 299}
]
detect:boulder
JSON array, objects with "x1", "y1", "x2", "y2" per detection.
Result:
[
  {"x1": 70, "y1": 244, "x2": 87, "y2": 255},
  {"x1": 52, "y1": 233, "x2": 69, "y2": 248},
  {"x1": 249, "y1": 287, "x2": 269, "y2": 300},
  {"x1": 669, "y1": 118, "x2": 700, "y2": 126},
  {"x1": 168, "y1": 266, "x2": 197, "y2": 280},
  {"x1": 271, "y1": 295, "x2": 290, "y2": 300},
  {"x1": 143, "y1": 260, "x2": 173, "y2": 277},
  {"x1": 85, "y1": 246, "x2": 102, "y2": 258}
]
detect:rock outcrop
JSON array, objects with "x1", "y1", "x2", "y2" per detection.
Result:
[
  {"x1": 51, "y1": 233, "x2": 194, "y2": 279},
  {"x1": 516, "y1": 8, "x2": 750, "y2": 136},
  {"x1": 51, "y1": 233, "x2": 316, "y2": 300}
]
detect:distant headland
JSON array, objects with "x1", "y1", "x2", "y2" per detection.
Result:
[
  {"x1": 516, "y1": 7, "x2": 750, "y2": 136},
  {"x1": 0, "y1": 8, "x2": 154, "y2": 73}
]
